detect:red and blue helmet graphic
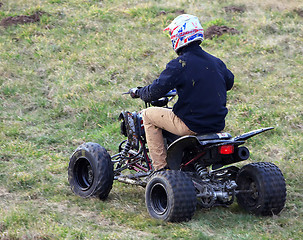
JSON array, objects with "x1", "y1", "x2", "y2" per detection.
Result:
[{"x1": 164, "y1": 14, "x2": 204, "y2": 52}]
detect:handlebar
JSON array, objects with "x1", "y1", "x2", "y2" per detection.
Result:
[
  {"x1": 124, "y1": 88, "x2": 177, "y2": 108},
  {"x1": 124, "y1": 89, "x2": 177, "y2": 97},
  {"x1": 148, "y1": 89, "x2": 177, "y2": 107}
]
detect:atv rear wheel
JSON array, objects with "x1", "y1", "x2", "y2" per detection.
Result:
[
  {"x1": 68, "y1": 142, "x2": 114, "y2": 200},
  {"x1": 145, "y1": 170, "x2": 197, "y2": 222},
  {"x1": 236, "y1": 162, "x2": 286, "y2": 215}
]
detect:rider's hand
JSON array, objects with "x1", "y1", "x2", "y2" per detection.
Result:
[{"x1": 129, "y1": 87, "x2": 140, "y2": 98}]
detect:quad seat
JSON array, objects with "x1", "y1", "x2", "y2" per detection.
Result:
[{"x1": 196, "y1": 132, "x2": 232, "y2": 141}]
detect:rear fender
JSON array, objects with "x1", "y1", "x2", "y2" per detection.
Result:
[
  {"x1": 166, "y1": 136, "x2": 245, "y2": 170},
  {"x1": 232, "y1": 127, "x2": 274, "y2": 141},
  {"x1": 166, "y1": 136, "x2": 200, "y2": 170}
]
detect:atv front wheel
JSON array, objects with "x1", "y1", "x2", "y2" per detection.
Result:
[
  {"x1": 145, "y1": 170, "x2": 197, "y2": 222},
  {"x1": 68, "y1": 142, "x2": 114, "y2": 200},
  {"x1": 236, "y1": 162, "x2": 286, "y2": 215}
]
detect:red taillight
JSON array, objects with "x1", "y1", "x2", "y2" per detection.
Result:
[{"x1": 219, "y1": 145, "x2": 234, "y2": 155}]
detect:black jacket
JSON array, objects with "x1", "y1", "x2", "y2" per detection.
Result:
[{"x1": 137, "y1": 43, "x2": 234, "y2": 134}]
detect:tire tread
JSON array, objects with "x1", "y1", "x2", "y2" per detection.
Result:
[{"x1": 236, "y1": 162, "x2": 286, "y2": 215}]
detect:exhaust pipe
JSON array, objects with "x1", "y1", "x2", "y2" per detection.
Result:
[
  {"x1": 222, "y1": 146, "x2": 250, "y2": 165},
  {"x1": 235, "y1": 146, "x2": 250, "y2": 161}
]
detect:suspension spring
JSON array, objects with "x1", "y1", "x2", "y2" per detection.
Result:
[
  {"x1": 121, "y1": 141, "x2": 131, "y2": 157},
  {"x1": 194, "y1": 162, "x2": 208, "y2": 179}
]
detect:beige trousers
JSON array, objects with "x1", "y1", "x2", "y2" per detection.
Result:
[{"x1": 142, "y1": 107, "x2": 196, "y2": 170}]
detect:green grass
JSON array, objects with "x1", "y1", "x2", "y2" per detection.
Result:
[{"x1": 0, "y1": 0, "x2": 303, "y2": 239}]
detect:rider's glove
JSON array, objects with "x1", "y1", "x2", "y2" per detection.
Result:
[{"x1": 129, "y1": 87, "x2": 140, "y2": 98}]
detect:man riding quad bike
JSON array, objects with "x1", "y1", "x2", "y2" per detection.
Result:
[
  {"x1": 68, "y1": 14, "x2": 286, "y2": 222},
  {"x1": 129, "y1": 14, "x2": 234, "y2": 171}
]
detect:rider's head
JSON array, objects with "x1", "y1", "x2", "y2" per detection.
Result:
[{"x1": 164, "y1": 14, "x2": 204, "y2": 55}]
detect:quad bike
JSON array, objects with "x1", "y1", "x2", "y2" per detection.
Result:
[{"x1": 68, "y1": 90, "x2": 286, "y2": 222}]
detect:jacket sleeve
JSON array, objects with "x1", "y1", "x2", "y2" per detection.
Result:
[
  {"x1": 225, "y1": 68, "x2": 234, "y2": 91},
  {"x1": 137, "y1": 58, "x2": 182, "y2": 102},
  {"x1": 219, "y1": 60, "x2": 234, "y2": 91}
]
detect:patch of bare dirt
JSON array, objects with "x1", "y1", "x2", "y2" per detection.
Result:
[
  {"x1": 0, "y1": 154, "x2": 10, "y2": 162},
  {"x1": 224, "y1": 5, "x2": 246, "y2": 13},
  {"x1": 0, "y1": 11, "x2": 45, "y2": 27},
  {"x1": 294, "y1": 8, "x2": 303, "y2": 17},
  {"x1": 204, "y1": 25, "x2": 239, "y2": 40}
]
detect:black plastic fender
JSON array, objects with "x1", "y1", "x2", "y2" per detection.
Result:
[
  {"x1": 165, "y1": 128, "x2": 273, "y2": 170},
  {"x1": 166, "y1": 136, "x2": 200, "y2": 170},
  {"x1": 166, "y1": 134, "x2": 243, "y2": 170},
  {"x1": 232, "y1": 127, "x2": 274, "y2": 141}
]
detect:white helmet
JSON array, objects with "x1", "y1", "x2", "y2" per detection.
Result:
[{"x1": 164, "y1": 14, "x2": 204, "y2": 52}]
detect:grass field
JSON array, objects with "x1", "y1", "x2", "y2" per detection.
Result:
[{"x1": 0, "y1": 0, "x2": 302, "y2": 239}]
